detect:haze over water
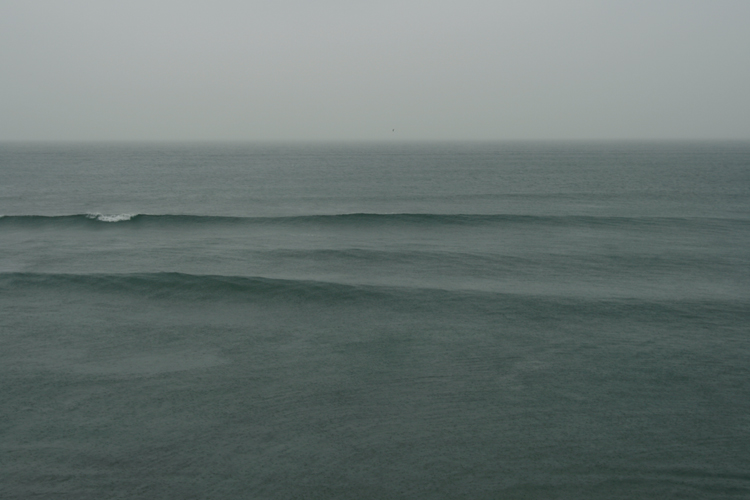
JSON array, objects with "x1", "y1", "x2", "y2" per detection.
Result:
[
  {"x1": 2, "y1": 1, "x2": 749, "y2": 142},
  {"x1": 2, "y1": 0, "x2": 750, "y2": 497}
]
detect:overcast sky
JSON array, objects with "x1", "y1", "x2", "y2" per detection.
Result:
[{"x1": 1, "y1": 0, "x2": 749, "y2": 141}]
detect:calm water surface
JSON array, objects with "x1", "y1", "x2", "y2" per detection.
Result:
[{"x1": 1, "y1": 142, "x2": 749, "y2": 499}]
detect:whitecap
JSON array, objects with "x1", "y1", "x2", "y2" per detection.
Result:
[{"x1": 86, "y1": 213, "x2": 136, "y2": 222}]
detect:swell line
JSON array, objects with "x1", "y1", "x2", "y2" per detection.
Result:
[
  {"x1": 0, "y1": 213, "x2": 745, "y2": 229},
  {"x1": 0, "y1": 271, "x2": 387, "y2": 300},
  {"x1": 2, "y1": 272, "x2": 747, "y2": 319}
]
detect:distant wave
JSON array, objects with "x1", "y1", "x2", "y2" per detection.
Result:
[
  {"x1": 0, "y1": 212, "x2": 745, "y2": 229},
  {"x1": 2, "y1": 272, "x2": 746, "y2": 319},
  {"x1": 0, "y1": 271, "x2": 441, "y2": 303},
  {"x1": 86, "y1": 213, "x2": 137, "y2": 222}
]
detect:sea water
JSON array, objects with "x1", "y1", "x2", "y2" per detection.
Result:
[{"x1": 1, "y1": 142, "x2": 749, "y2": 499}]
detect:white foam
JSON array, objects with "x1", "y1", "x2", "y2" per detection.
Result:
[{"x1": 86, "y1": 213, "x2": 136, "y2": 222}]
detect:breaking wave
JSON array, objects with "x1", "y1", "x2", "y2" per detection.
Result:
[
  {"x1": 85, "y1": 213, "x2": 137, "y2": 222},
  {"x1": 0, "y1": 212, "x2": 744, "y2": 230}
]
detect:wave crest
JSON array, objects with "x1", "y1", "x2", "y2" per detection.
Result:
[
  {"x1": 1, "y1": 272, "x2": 746, "y2": 320},
  {"x1": 0, "y1": 213, "x2": 743, "y2": 231},
  {"x1": 86, "y1": 213, "x2": 137, "y2": 222}
]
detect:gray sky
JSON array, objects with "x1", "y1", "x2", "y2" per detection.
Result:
[{"x1": 1, "y1": 0, "x2": 749, "y2": 141}]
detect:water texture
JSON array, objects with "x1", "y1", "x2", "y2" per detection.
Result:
[{"x1": 1, "y1": 142, "x2": 749, "y2": 499}]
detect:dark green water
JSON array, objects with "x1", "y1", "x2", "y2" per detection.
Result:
[{"x1": 1, "y1": 142, "x2": 749, "y2": 498}]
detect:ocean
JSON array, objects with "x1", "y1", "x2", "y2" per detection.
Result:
[{"x1": 1, "y1": 141, "x2": 749, "y2": 499}]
